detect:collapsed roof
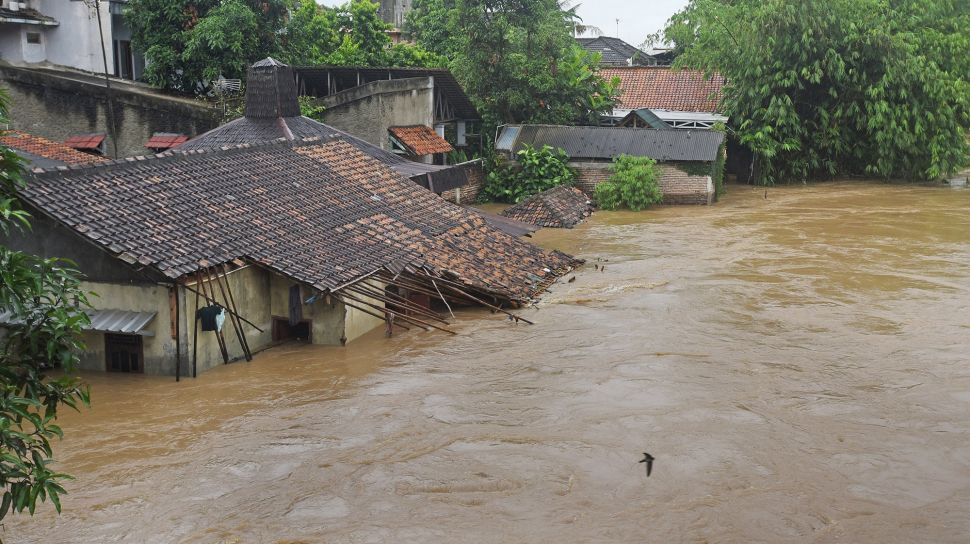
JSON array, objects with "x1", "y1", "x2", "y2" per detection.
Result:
[
  {"x1": 180, "y1": 58, "x2": 469, "y2": 193},
  {"x1": 501, "y1": 186, "x2": 593, "y2": 229},
  {"x1": 20, "y1": 138, "x2": 578, "y2": 305}
]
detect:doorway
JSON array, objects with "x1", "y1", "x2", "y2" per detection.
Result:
[
  {"x1": 272, "y1": 317, "x2": 312, "y2": 343},
  {"x1": 105, "y1": 333, "x2": 144, "y2": 373}
]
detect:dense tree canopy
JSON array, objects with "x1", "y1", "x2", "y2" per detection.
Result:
[
  {"x1": 422, "y1": 0, "x2": 618, "y2": 127},
  {"x1": 126, "y1": 0, "x2": 291, "y2": 92},
  {"x1": 0, "y1": 90, "x2": 91, "y2": 521},
  {"x1": 665, "y1": 0, "x2": 970, "y2": 183},
  {"x1": 283, "y1": 0, "x2": 446, "y2": 67},
  {"x1": 128, "y1": 0, "x2": 443, "y2": 93}
]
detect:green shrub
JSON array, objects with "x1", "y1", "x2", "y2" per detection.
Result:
[
  {"x1": 595, "y1": 155, "x2": 663, "y2": 211},
  {"x1": 481, "y1": 144, "x2": 574, "y2": 203}
]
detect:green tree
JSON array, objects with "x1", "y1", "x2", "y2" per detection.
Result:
[
  {"x1": 405, "y1": 0, "x2": 459, "y2": 56},
  {"x1": 665, "y1": 0, "x2": 970, "y2": 184},
  {"x1": 0, "y1": 89, "x2": 91, "y2": 521},
  {"x1": 449, "y1": 0, "x2": 619, "y2": 127},
  {"x1": 594, "y1": 155, "x2": 663, "y2": 211},
  {"x1": 126, "y1": 0, "x2": 291, "y2": 92},
  {"x1": 482, "y1": 144, "x2": 575, "y2": 203},
  {"x1": 281, "y1": 0, "x2": 446, "y2": 67}
]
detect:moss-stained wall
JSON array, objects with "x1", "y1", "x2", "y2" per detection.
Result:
[
  {"x1": 0, "y1": 65, "x2": 220, "y2": 159},
  {"x1": 320, "y1": 77, "x2": 434, "y2": 151}
]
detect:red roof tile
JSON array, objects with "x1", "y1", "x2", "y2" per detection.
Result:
[
  {"x1": 0, "y1": 130, "x2": 109, "y2": 166},
  {"x1": 501, "y1": 186, "x2": 593, "y2": 229},
  {"x1": 145, "y1": 133, "x2": 189, "y2": 150},
  {"x1": 64, "y1": 133, "x2": 106, "y2": 151},
  {"x1": 601, "y1": 67, "x2": 725, "y2": 112},
  {"x1": 389, "y1": 125, "x2": 454, "y2": 156}
]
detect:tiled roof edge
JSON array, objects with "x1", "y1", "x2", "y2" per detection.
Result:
[{"x1": 28, "y1": 137, "x2": 329, "y2": 178}]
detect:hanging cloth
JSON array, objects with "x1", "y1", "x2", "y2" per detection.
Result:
[
  {"x1": 196, "y1": 304, "x2": 224, "y2": 332},
  {"x1": 289, "y1": 284, "x2": 303, "y2": 326}
]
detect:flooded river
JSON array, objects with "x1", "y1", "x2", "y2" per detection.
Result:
[{"x1": 7, "y1": 182, "x2": 970, "y2": 543}]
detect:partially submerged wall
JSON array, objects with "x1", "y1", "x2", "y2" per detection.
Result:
[
  {"x1": 442, "y1": 163, "x2": 485, "y2": 205},
  {"x1": 0, "y1": 65, "x2": 220, "y2": 159},
  {"x1": 320, "y1": 76, "x2": 434, "y2": 151},
  {"x1": 570, "y1": 162, "x2": 714, "y2": 206}
]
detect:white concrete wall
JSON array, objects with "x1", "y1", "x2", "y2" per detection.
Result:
[
  {"x1": 0, "y1": 26, "x2": 25, "y2": 64},
  {"x1": 35, "y1": 0, "x2": 114, "y2": 73}
]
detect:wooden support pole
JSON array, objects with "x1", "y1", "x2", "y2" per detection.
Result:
[
  {"x1": 191, "y1": 273, "x2": 200, "y2": 378},
  {"x1": 212, "y1": 265, "x2": 251, "y2": 361},
  {"x1": 182, "y1": 283, "x2": 264, "y2": 332},
  {"x1": 220, "y1": 264, "x2": 253, "y2": 360},
  {"x1": 417, "y1": 272, "x2": 535, "y2": 325},
  {"x1": 430, "y1": 278, "x2": 456, "y2": 319},
  {"x1": 333, "y1": 296, "x2": 411, "y2": 332},
  {"x1": 345, "y1": 284, "x2": 450, "y2": 325},
  {"x1": 339, "y1": 292, "x2": 457, "y2": 335},
  {"x1": 199, "y1": 269, "x2": 229, "y2": 365},
  {"x1": 175, "y1": 284, "x2": 181, "y2": 382}
]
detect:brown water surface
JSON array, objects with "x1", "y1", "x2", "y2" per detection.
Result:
[{"x1": 7, "y1": 182, "x2": 970, "y2": 543}]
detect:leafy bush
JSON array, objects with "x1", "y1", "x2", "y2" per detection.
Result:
[
  {"x1": 595, "y1": 155, "x2": 663, "y2": 211},
  {"x1": 481, "y1": 144, "x2": 575, "y2": 203}
]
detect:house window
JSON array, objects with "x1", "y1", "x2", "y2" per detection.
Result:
[
  {"x1": 105, "y1": 334, "x2": 144, "y2": 373},
  {"x1": 26, "y1": 33, "x2": 41, "y2": 45}
]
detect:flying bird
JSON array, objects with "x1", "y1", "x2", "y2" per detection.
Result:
[{"x1": 639, "y1": 452, "x2": 655, "y2": 477}]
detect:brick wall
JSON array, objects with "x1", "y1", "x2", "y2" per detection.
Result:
[
  {"x1": 569, "y1": 161, "x2": 714, "y2": 206},
  {"x1": 442, "y1": 163, "x2": 484, "y2": 205}
]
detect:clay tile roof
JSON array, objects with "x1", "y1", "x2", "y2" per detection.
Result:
[
  {"x1": 501, "y1": 186, "x2": 593, "y2": 229},
  {"x1": 145, "y1": 133, "x2": 189, "y2": 151},
  {"x1": 0, "y1": 130, "x2": 108, "y2": 166},
  {"x1": 19, "y1": 139, "x2": 579, "y2": 303},
  {"x1": 389, "y1": 126, "x2": 454, "y2": 156},
  {"x1": 601, "y1": 67, "x2": 725, "y2": 112},
  {"x1": 64, "y1": 133, "x2": 106, "y2": 151}
]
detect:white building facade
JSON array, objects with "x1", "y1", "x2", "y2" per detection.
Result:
[{"x1": 0, "y1": 0, "x2": 142, "y2": 79}]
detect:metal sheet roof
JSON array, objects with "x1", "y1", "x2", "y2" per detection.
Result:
[
  {"x1": 501, "y1": 125, "x2": 725, "y2": 162},
  {"x1": 0, "y1": 309, "x2": 156, "y2": 336},
  {"x1": 495, "y1": 126, "x2": 521, "y2": 151}
]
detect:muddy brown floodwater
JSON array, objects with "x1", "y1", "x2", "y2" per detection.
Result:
[{"x1": 7, "y1": 182, "x2": 970, "y2": 543}]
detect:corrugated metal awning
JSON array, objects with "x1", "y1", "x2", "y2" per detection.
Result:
[{"x1": 0, "y1": 309, "x2": 157, "y2": 336}]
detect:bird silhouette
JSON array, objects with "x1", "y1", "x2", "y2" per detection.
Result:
[{"x1": 639, "y1": 452, "x2": 655, "y2": 477}]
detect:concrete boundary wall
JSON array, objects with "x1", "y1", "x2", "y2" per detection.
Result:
[{"x1": 320, "y1": 76, "x2": 435, "y2": 150}]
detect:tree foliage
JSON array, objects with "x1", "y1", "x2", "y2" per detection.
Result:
[
  {"x1": 595, "y1": 155, "x2": 663, "y2": 211},
  {"x1": 665, "y1": 0, "x2": 970, "y2": 184},
  {"x1": 0, "y1": 90, "x2": 91, "y2": 521},
  {"x1": 427, "y1": 0, "x2": 619, "y2": 127},
  {"x1": 126, "y1": 0, "x2": 291, "y2": 92},
  {"x1": 482, "y1": 144, "x2": 575, "y2": 203}
]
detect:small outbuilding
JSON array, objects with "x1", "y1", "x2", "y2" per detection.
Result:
[{"x1": 496, "y1": 124, "x2": 725, "y2": 205}]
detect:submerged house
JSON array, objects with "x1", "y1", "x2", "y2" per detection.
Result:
[
  {"x1": 1, "y1": 137, "x2": 578, "y2": 377},
  {"x1": 496, "y1": 125, "x2": 725, "y2": 205},
  {"x1": 182, "y1": 58, "x2": 473, "y2": 195}
]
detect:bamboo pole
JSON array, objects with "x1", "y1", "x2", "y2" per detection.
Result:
[
  {"x1": 333, "y1": 296, "x2": 411, "y2": 332},
  {"x1": 191, "y1": 272, "x2": 200, "y2": 378},
  {"x1": 416, "y1": 272, "x2": 535, "y2": 325},
  {"x1": 344, "y1": 284, "x2": 450, "y2": 325},
  {"x1": 211, "y1": 266, "x2": 251, "y2": 361},
  {"x1": 430, "y1": 278, "x2": 456, "y2": 319},
  {"x1": 220, "y1": 264, "x2": 253, "y2": 359},
  {"x1": 175, "y1": 284, "x2": 181, "y2": 382},
  {"x1": 182, "y1": 283, "x2": 264, "y2": 332},
  {"x1": 338, "y1": 293, "x2": 457, "y2": 335},
  {"x1": 199, "y1": 269, "x2": 229, "y2": 364}
]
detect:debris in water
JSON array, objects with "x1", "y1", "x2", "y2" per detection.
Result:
[
  {"x1": 640, "y1": 452, "x2": 655, "y2": 477},
  {"x1": 568, "y1": 276, "x2": 576, "y2": 283}
]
